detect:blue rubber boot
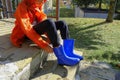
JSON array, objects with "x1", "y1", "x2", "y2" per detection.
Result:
[
  {"x1": 63, "y1": 39, "x2": 83, "y2": 60},
  {"x1": 53, "y1": 45, "x2": 80, "y2": 66}
]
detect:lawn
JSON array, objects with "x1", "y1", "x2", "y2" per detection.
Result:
[{"x1": 60, "y1": 18, "x2": 120, "y2": 69}]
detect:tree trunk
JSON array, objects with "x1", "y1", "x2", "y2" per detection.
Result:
[
  {"x1": 98, "y1": 0, "x2": 102, "y2": 10},
  {"x1": 106, "y1": 0, "x2": 116, "y2": 22}
]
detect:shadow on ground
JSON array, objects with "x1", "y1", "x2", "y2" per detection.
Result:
[
  {"x1": 31, "y1": 60, "x2": 68, "y2": 79},
  {"x1": 69, "y1": 21, "x2": 108, "y2": 50}
]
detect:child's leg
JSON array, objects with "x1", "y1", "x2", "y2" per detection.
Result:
[
  {"x1": 33, "y1": 19, "x2": 60, "y2": 47},
  {"x1": 55, "y1": 20, "x2": 69, "y2": 39},
  {"x1": 34, "y1": 19, "x2": 80, "y2": 66}
]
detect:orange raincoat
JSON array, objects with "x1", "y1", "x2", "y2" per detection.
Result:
[{"x1": 10, "y1": 0, "x2": 50, "y2": 51}]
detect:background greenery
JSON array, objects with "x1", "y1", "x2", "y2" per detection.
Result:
[
  {"x1": 58, "y1": 5, "x2": 120, "y2": 69},
  {"x1": 61, "y1": 18, "x2": 120, "y2": 69}
]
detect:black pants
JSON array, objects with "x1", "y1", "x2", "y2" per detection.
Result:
[{"x1": 33, "y1": 19, "x2": 69, "y2": 47}]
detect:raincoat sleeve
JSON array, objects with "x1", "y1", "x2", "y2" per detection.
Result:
[{"x1": 14, "y1": 2, "x2": 49, "y2": 51}]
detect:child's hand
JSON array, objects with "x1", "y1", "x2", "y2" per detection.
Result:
[
  {"x1": 29, "y1": 43, "x2": 53, "y2": 53},
  {"x1": 45, "y1": 45, "x2": 53, "y2": 53}
]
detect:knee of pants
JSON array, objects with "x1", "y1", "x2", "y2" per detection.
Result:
[
  {"x1": 45, "y1": 19, "x2": 56, "y2": 30},
  {"x1": 45, "y1": 19, "x2": 54, "y2": 25},
  {"x1": 58, "y1": 20, "x2": 68, "y2": 29}
]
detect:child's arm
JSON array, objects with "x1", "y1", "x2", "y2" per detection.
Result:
[{"x1": 14, "y1": 2, "x2": 53, "y2": 53}]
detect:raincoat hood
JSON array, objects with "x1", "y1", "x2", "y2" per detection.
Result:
[{"x1": 23, "y1": 0, "x2": 46, "y2": 7}]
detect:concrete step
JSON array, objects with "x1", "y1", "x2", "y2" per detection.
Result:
[
  {"x1": 30, "y1": 51, "x2": 83, "y2": 80},
  {"x1": 0, "y1": 44, "x2": 48, "y2": 80},
  {"x1": 0, "y1": 19, "x2": 48, "y2": 80}
]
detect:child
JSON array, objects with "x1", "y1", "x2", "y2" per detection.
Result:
[{"x1": 10, "y1": 0, "x2": 83, "y2": 66}]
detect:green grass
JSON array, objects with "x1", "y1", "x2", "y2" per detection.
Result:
[
  {"x1": 46, "y1": 7, "x2": 74, "y2": 18},
  {"x1": 60, "y1": 18, "x2": 120, "y2": 69},
  {"x1": 60, "y1": 7, "x2": 74, "y2": 17}
]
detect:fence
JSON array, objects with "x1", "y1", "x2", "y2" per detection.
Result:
[
  {"x1": 0, "y1": 0, "x2": 59, "y2": 20},
  {"x1": 0, "y1": 0, "x2": 20, "y2": 18}
]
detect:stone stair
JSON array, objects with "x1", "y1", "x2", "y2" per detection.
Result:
[
  {"x1": 30, "y1": 50, "x2": 82, "y2": 80},
  {"x1": 0, "y1": 18, "x2": 83, "y2": 80}
]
